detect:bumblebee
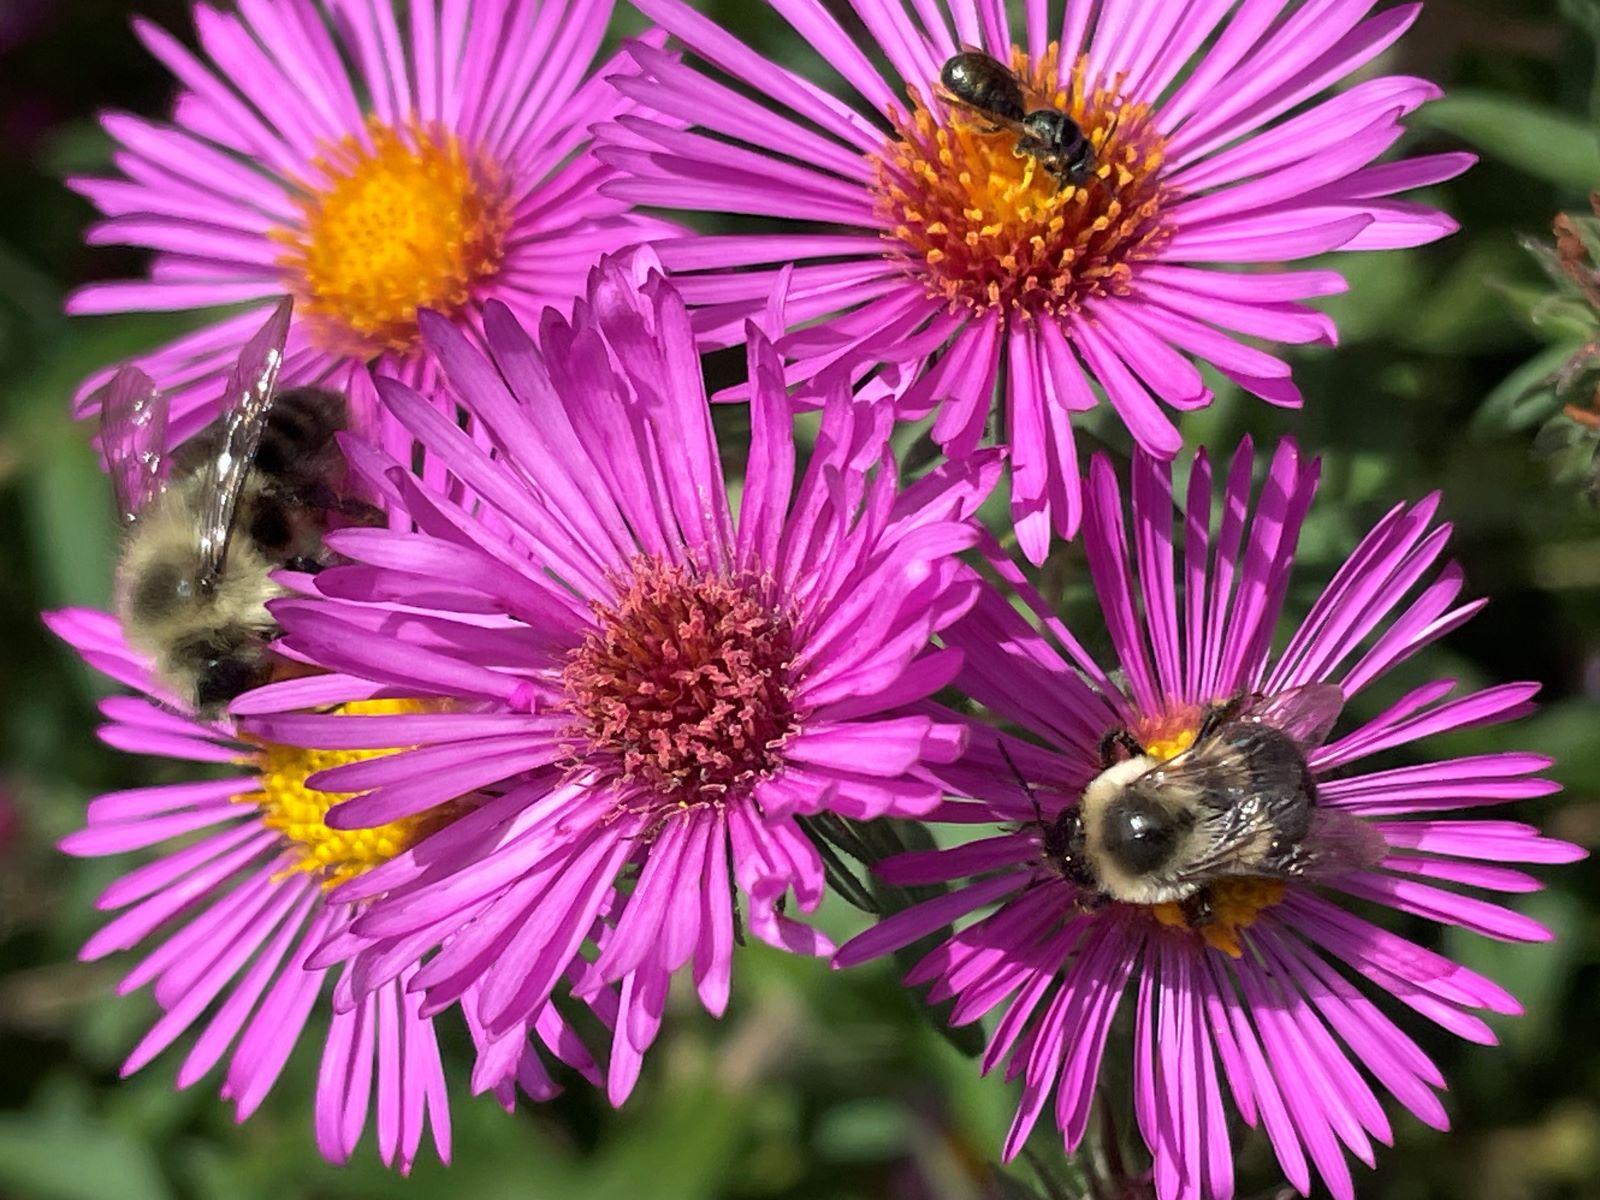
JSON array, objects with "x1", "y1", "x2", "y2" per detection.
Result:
[
  {"x1": 1028, "y1": 685, "x2": 1386, "y2": 922},
  {"x1": 101, "y1": 299, "x2": 373, "y2": 717}
]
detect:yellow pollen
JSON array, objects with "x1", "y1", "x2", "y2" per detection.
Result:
[
  {"x1": 1153, "y1": 878, "x2": 1288, "y2": 959},
  {"x1": 275, "y1": 118, "x2": 511, "y2": 359},
  {"x1": 1135, "y1": 704, "x2": 1202, "y2": 762},
  {"x1": 243, "y1": 699, "x2": 452, "y2": 888},
  {"x1": 873, "y1": 45, "x2": 1171, "y2": 317},
  {"x1": 1143, "y1": 726, "x2": 1197, "y2": 763}
]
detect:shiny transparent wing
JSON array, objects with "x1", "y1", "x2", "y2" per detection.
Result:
[
  {"x1": 196, "y1": 298, "x2": 293, "y2": 584},
  {"x1": 97, "y1": 365, "x2": 169, "y2": 526},
  {"x1": 1240, "y1": 682, "x2": 1345, "y2": 750},
  {"x1": 1158, "y1": 753, "x2": 1386, "y2": 887},
  {"x1": 935, "y1": 90, "x2": 1034, "y2": 140},
  {"x1": 1145, "y1": 738, "x2": 1305, "y2": 882},
  {"x1": 1172, "y1": 805, "x2": 1387, "y2": 888},
  {"x1": 956, "y1": 42, "x2": 1007, "y2": 63},
  {"x1": 1285, "y1": 808, "x2": 1390, "y2": 880}
]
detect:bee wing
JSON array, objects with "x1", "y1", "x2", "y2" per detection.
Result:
[
  {"x1": 1240, "y1": 682, "x2": 1345, "y2": 750},
  {"x1": 1171, "y1": 810, "x2": 1387, "y2": 889},
  {"x1": 1145, "y1": 735, "x2": 1307, "y2": 882},
  {"x1": 97, "y1": 365, "x2": 170, "y2": 526},
  {"x1": 1279, "y1": 808, "x2": 1389, "y2": 880},
  {"x1": 196, "y1": 298, "x2": 293, "y2": 584},
  {"x1": 935, "y1": 91, "x2": 1034, "y2": 138},
  {"x1": 1158, "y1": 742, "x2": 1386, "y2": 887}
]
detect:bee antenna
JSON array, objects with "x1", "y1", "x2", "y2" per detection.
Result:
[{"x1": 996, "y1": 738, "x2": 1044, "y2": 827}]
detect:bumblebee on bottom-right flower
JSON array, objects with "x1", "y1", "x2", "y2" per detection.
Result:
[{"x1": 839, "y1": 438, "x2": 1586, "y2": 1200}]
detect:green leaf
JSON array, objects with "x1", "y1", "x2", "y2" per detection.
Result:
[
  {"x1": 0, "y1": 1115, "x2": 172, "y2": 1200},
  {"x1": 1399, "y1": 238, "x2": 1547, "y2": 355},
  {"x1": 1446, "y1": 891, "x2": 1586, "y2": 1061},
  {"x1": 812, "y1": 1100, "x2": 912, "y2": 1162},
  {"x1": 579, "y1": 1080, "x2": 749, "y2": 1200},
  {"x1": 800, "y1": 819, "x2": 883, "y2": 914},
  {"x1": 1560, "y1": 0, "x2": 1600, "y2": 126},
  {"x1": 1417, "y1": 92, "x2": 1600, "y2": 192},
  {"x1": 1472, "y1": 342, "x2": 1588, "y2": 436},
  {"x1": 800, "y1": 813, "x2": 989, "y2": 1058}
]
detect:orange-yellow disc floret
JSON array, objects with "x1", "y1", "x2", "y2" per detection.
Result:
[
  {"x1": 276, "y1": 118, "x2": 510, "y2": 358},
  {"x1": 244, "y1": 698, "x2": 454, "y2": 888},
  {"x1": 873, "y1": 45, "x2": 1171, "y2": 318}
]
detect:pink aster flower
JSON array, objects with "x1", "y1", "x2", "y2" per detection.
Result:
[
  {"x1": 233, "y1": 256, "x2": 1000, "y2": 1103},
  {"x1": 835, "y1": 440, "x2": 1582, "y2": 1200},
  {"x1": 44, "y1": 608, "x2": 600, "y2": 1169},
  {"x1": 601, "y1": 0, "x2": 1471, "y2": 562},
  {"x1": 70, "y1": 0, "x2": 675, "y2": 447}
]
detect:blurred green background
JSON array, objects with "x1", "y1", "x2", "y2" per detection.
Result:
[{"x1": 3, "y1": 1, "x2": 1600, "y2": 1197}]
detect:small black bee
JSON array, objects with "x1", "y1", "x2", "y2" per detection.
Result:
[
  {"x1": 937, "y1": 48, "x2": 1098, "y2": 188},
  {"x1": 1017, "y1": 110, "x2": 1097, "y2": 189},
  {"x1": 939, "y1": 49, "x2": 1026, "y2": 124},
  {"x1": 1006, "y1": 685, "x2": 1387, "y2": 925}
]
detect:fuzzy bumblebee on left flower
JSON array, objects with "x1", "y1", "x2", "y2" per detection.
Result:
[{"x1": 51, "y1": 0, "x2": 667, "y2": 1166}]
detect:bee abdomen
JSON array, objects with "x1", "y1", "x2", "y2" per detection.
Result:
[
  {"x1": 1229, "y1": 724, "x2": 1317, "y2": 839},
  {"x1": 940, "y1": 51, "x2": 1026, "y2": 122},
  {"x1": 168, "y1": 626, "x2": 273, "y2": 715},
  {"x1": 252, "y1": 388, "x2": 347, "y2": 484},
  {"x1": 246, "y1": 493, "x2": 294, "y2": 555}
]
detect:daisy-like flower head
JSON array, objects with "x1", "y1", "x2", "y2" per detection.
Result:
[
  {"x1": 601, "y1": 0, "x2": 1472, "y2": 562},
  {"x1": 70, "y1": 0, "x2": 675, "y2": 446},
  {"x1": 44, "y1": 609, "x2": 600, "y2": 1170},
  {"x1": 234, "y1": 255, "x2": 1000, "y2": 1103},
  {"x1": 836, "y1": 441, "x2": 1583, "y2": 1200}
]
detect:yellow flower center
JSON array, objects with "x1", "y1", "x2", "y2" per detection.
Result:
[
  {"x1": 873, "y1": 46, "x2": 1171, "y2": 317},
  {"x1": 275, "y1": 118, "x2": 511, "y2": 359},
  {"x1": 1141, "y1": 725, "x2": 1197, "y2": 763},
  {"x1": 1153, "y1": 878, "x2": 1287, "y2": 959},
  {"x1": 245, "y1": 699, "x2": 453, "y2": 888}
]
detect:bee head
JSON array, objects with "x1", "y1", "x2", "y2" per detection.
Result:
[
  {"x1": 1020, "y1": 111, "x2": 1095, "y2": 185},
  {"x1": 1101, "y1": 793, "x2": 1188, "y2": 875}
]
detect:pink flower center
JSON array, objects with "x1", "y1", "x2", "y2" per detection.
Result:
[
  {"x1": 562, "y1": 558, "x2": 799, "y2": 807},
  {"x1": 872, "y1": 45, "x2": 1172, "y2": 318}
]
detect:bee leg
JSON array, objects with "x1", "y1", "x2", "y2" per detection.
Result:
[
  {"x1": 1097, "y1": 728, "x2": 1145, "y2": 768},
  {"x1": 1179, "y1": 889, "x2": 1216, "y2": 928},
  {"x1": 1197, "y1": 695, "x2": 1249, "y2": 741},
  {"x1": 282, "y1": 481, "x2": 387, "y2": 527},
  {"x1": 284, "y1": 556, "x2": 325, "y2": 574},
  {"x1": 333, "y1": 497, "x2": 388, "y2": 527},
  {"x1": 997, "y1": 740, "x2": 1044, "y2": 826}
]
